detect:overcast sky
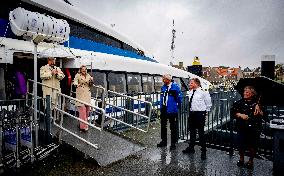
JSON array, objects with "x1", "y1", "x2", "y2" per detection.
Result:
[{"x1": 70, "y1": 0, "x2": 284, "y2": 68}]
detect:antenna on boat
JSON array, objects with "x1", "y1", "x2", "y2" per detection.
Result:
[{"x1": 170, "y1": 19, "x2": 176, "y2": 66}]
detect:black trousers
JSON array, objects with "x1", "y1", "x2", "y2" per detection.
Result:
[
  {"x1": 188, "y1": 111, "x2": 206, "y2": 152},
  {"x1": 160, "y1": 106, "x2": 178, "y2": 145}
]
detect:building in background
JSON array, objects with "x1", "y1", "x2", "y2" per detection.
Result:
[
  {"x1": 261, "y1": 55, "x2": 275, "y2": 79},
  {"x1": 202, "y1": 66, "x2": 243, "y2": 90},
  {"x1": 187, "y1": 56, "x2": 202, "y2": 77},
  {"x1": 243, "y1": 67, "x2": 253, "y2": 78},
  {"x1": 172, "y1": 61, "x2": 186, "y2": 70}
]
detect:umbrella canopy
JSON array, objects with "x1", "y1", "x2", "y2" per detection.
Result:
[
  {"x1": 38, "y1": 46, "x2": 75, "y2": 58},
  {"x1": 235, "y1": 76, "x2": 284, "y2": 106}
]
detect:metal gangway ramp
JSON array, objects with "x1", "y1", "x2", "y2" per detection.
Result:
[{"x1": 27, "y1": 80, "x2": 152, "y2": 166}]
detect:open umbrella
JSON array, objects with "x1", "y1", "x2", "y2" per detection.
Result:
[
  {"x1": 235, "y1": 76, "x2": 284, "y2": 106},
  {"x1": 38, "y1": 46, "x2": 76, "y2": 58}
]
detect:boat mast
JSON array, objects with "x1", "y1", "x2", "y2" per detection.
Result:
[{"x1": 170, "y1": 19, "x2": 176, "y2": 66}]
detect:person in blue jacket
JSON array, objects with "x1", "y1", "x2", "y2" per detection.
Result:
[{"x1": 157, "y1": 74, "x2": 182, "y2": 150}]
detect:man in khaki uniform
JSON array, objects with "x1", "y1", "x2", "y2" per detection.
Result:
[{"x1": 40, "y1": 57, "x2": 65, "y2": 108}]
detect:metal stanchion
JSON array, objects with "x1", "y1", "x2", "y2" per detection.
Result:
[{"x1": 45, "y1": 96, "x2": 51, "y2": 144}]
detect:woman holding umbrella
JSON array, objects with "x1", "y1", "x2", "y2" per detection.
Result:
[
  {"x1": 231, "y1": 86, "x2": 263, "y2": 169},
  {"x1": 73, "y1": 65, "x2": 94, "y2": 132}
]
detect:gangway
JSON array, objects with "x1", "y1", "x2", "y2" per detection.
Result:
[{"x1": 25, "y1": 80, "x2": 153, "y2": 166}]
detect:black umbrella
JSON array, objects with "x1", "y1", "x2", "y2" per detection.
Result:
[{"x1": 235, "y1": 76, "x2": 284, "y2": 106}]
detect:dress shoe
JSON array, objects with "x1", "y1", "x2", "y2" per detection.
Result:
[
  {"x1": 182, "y1": 147, "x2": 195, "y2": 154},
  {"x1": 157, "y1": 141, "x2": 167, "y2": 147}
]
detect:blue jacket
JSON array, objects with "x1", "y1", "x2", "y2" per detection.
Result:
[{"x1": 160, "y1": 82, "x2": 182, "y2": 113}]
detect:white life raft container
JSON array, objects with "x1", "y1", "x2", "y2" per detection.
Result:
[{"x1": 9, "y1": 7, "x2": 70, "y2": 43}]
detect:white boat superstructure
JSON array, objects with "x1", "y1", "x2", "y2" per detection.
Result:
[{"x1": 0, "y1": 0, "x2": 211, "y2": 102}]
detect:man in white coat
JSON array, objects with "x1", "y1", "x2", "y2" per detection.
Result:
[{"x1": 40, "y1": 57, "x2": 65, "y2": 108}]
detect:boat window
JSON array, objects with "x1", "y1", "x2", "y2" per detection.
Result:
[
  {"x1": 154, "y1": 76, "x2": 163, "y2": 92},
  {"x1": 122, "y1": 43, "x2": 137, "y2": 53},
  {"x1": 90, "y1": 71, "x2": 107, "y2": 97},
  {"x1": 127, "y1": 74, "x2": 142, "y2": 93},
  {"x1": 69, "y1": 23, "x2": 122, "y2": 49},
  {"x1": 142, "y1": 75, "x2": 154, "y2": 93},
  {"x1": 91, "y1": 71, "x2": 106, "y2": 88},
  {"x1": 180, "y1": 78, "x2": 189, "y2": 92},
  {"x1": 108, "y1": 73, "x2": 126, "y2": 93}
]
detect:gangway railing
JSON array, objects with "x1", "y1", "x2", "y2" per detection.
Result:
[
  {"x1": 27, "y1": 79, "x2": 61, "y2": 108},
  {"x1": 69, "y1": 82, "x2": 153, "y2": 133},
  {"x1": 69, "y1": 82, "x2": 106, "y2": 114},
  {"x1": 29, "y1": 79, "x2": 152, "y2": 145},
  {"x1": 54, "y1": 92, "x2": 106, "y2": 149},
  {"x1": 27, "y1": 80, "x2": 107, "y2": 150},
  {"x1": 104, "y1": 90, "x2": 153, "y2": 133},
  {"x1": 27, "y1": 79, "x2": 62, "y2": 148}
]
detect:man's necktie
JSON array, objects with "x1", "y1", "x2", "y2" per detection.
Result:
[
  {"x1": 188, "y1": 89, "x2": 196, "y2": 110},
  {"x1": 163, "y1": 86, "x2": 169, "y2": 105}
]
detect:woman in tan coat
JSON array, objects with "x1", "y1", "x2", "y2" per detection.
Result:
[{"x1": 73, "y1": 65, "x2": 93, "y2": 132}]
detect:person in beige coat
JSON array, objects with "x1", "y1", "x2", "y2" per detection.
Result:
[
  {"x1": 73, "y1": 65, "x2": 94, "y2": 132},
  {"x1": 40, "y1": 57, "x2": 65, "y2": 108}
]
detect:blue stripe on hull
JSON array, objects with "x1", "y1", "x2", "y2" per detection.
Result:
[{"x1": 64, "y1": 36, "x2": 157, "y2": 62}]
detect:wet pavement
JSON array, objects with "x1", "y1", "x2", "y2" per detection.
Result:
[
  {"x1": 89, "y1": 143, "x2": 273, "y2": 176},
  {"x1": 3, "y1": 122, "x2": 274, "y2": 176}
]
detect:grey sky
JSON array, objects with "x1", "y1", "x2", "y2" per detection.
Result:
[{"x1": 70, "y1": 0, "x2": 284, "y2": 68}]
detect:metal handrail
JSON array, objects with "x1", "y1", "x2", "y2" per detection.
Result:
[
  {"x1": 58, "y1": 92, "x2": 105, "y2": 112},
  {"x1": 28, "y1": 79, "x2": 60, "y2": 91},
  {"x1": 70, "y1": 82, "x2": 106, "y2": 108},
  {"x1": 54, "y1": 92, "x2": 106, "y2": 149},
  {"x1": 105, "y1": 90, "x2": 153, "y2": 132},
  {"x1": 105, "y1": 102, "x2": 149, "y2": 119},
  {"x1": 104, "y1": 114, "x2": 149, "y2": 133},
  {"x1": 108, "y1": 90, "x2": 152, "y2": 104}
]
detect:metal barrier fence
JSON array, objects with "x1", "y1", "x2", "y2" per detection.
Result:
[
  {"x1": 177, "y1": 90, "x2": 281, "y2": 160},
  {"x1": 0, "y1": 97, "x2": 56, "y2": 168},
  {"x1": 178, "y1": 91, "x2": 240, "y2": 141}
]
